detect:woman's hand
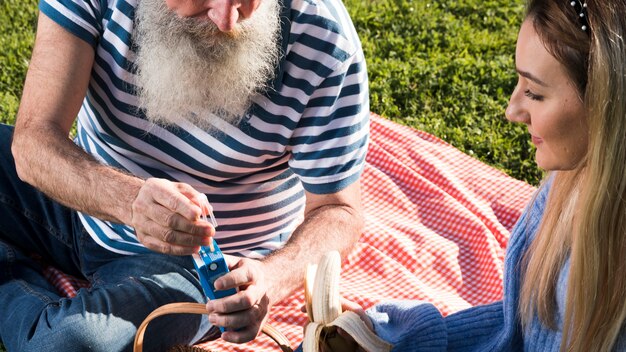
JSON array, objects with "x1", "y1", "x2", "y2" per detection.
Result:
[{"x1": 301, "y1": 298, "x2": 375, "y2": 352}]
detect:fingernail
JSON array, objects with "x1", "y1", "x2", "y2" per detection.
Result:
[
  {"x1": 206, "y1": 301, "x2": 213, "y2": 311},
  {"x1": 208, "y1": 314, "x2": 218, "y2": 324}
]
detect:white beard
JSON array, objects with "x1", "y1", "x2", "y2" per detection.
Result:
[{"x1": 133, "y1": 0, "x2": 281, "y2": 130}]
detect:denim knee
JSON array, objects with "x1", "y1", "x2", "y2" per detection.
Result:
[
  {"x1": 63, "y1": 311, "x2": 135, "y2": 351},
  {"x1": 0, "y1": 123, "x2": 14, "y2": 146}
]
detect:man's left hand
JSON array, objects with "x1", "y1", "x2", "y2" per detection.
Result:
[{"x1": 205, "y1": 255, "x2": 273, "y2": 343}]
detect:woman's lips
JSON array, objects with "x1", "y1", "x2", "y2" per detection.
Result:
[{"x1": 531, "y1": 135, "x2": 543, "y2": 145}]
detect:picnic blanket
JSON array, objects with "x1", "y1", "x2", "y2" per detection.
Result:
[{"x1": 43, "y1": 113, "x2": 536, "y2": 351}]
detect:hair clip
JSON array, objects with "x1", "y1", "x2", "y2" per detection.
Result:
[{"x1": 570, "y1": 0, "x2": 589, "y2": 32}]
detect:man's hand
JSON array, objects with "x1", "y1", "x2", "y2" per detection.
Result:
[
  {"x1": 204, "y1": 255, "x2": 272, "y2": 343},
  {"x1": 203, "y1": 182, "x2": 364, "y2": 344},
  {"x1": 131, "y1": 178, "x2": 215, "y2": 255}
]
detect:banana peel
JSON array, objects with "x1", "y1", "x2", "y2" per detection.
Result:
[{"x1": 302, "y1": 251, "x2": 393, "y2": 352}]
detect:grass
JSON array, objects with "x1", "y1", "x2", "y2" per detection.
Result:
[
  {"x1": 0, "y1": 0, "x2": 37, "y2": 127},
  {"x1": 344, "y1": 0, "x2": 542, "y2": 184},
  {"x1": 0, "y1": 0, "x2": 538, "y2": 349}
]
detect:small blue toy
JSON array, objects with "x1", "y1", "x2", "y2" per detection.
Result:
[
  {"x1": 192, "y1": 240, "x2": 237, "y2": 301},
  {"x1": 191, "y1": 200, "x2": 237, "y2": 332}
]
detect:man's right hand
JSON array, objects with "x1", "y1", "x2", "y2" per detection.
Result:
[
  {"x1": 131, "y1": 178, "x2": 215, "y2": 255},
  {"x1": 12, "y1": 14, "x2": 215, "y2": 257}
]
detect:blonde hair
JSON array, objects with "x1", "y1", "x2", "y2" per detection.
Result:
[{"x1": 519, "y1": 1, "x2": 626, "y2": 351}]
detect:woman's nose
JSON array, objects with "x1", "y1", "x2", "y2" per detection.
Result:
[
  {"x1": 505, "y1": 85, "x2": 529, "y2": 124},
  {"x1": 207, "y1": 0, "x2": 260, "y2": 32}
]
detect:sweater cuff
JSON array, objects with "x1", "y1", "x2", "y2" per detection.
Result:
[
  {"x1": 445, "y1": 301, "x2": 505, "y2": 351},
  {"x1": 366, "y1": 300, "x2": 447, "y2": 351}
]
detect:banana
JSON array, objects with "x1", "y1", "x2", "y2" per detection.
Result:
[
  {"x1": 311, "y1": 252, "x2": 342, "y2": 325},
  {"x1": 302, "y1": 251, "x2": 393, "y2": 352},
  {"x1": 304, "y1": 263, "x2": 318, "y2": 322}
]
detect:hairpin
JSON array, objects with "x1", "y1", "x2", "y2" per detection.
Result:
[{"x1": 570, "y1": 0, "x2": 589, "y2": 32}]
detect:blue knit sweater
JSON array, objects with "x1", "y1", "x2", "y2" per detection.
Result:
[{"x1": 365, "y1": 182, "x2": 626, "y2": 351}]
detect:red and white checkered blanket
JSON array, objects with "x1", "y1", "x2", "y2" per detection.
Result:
[{"x1": 43, "y1": 113, "x2": 536, "y2": 351}]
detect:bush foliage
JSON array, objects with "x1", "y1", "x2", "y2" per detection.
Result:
[{"x1": 0, "y1": 0, "x2": 541, "y2": 185}]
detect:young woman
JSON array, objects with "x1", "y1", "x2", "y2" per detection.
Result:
[{"x1": 327, "y1": 0, "x2": 626, "y2": 351}]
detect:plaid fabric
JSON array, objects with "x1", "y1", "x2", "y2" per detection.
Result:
[{"x1": 44, "y1": 113, "x2": 536, "y2": 351}]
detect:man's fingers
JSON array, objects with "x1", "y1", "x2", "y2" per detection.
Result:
[
  {"x1": 220, "y1": 325, "x2": 261, "y2": 344},
  {"x1": 139, "y1": 234, "x2": 200, "y2": 256},
  {"x1": 207, "y1": 289, "x2": 258, "y2": 313},
  {"x1": 206, "y1": 292, "x2": 268, "y2": 344},
  {"x1": 160, "y1": 226, "x2": 212, "y2": 247},
  {"x1": 211, "y1": 303, "x2": 267, "y2": 344},
  {"x1": 202, "y1": 257, "x2": 270, "y2": 344},
  {"x1": 214, "y1": 259, "x2": 254, "y2": 290},
  {"x1": 145, "y1": 179, "x2": 203, "y2": 220},
  {"x1": 208, "y1": 302, "x2": 266, "y2": 330},
  {"x1": 176, "y1": 183, "x2": 216, "y2": 220},
  {"x1": 131, "y1": 178, "x2": 219, "y2": 254},
  {"x1": 148, "y1": 205, "x2": 214, "y2": 237},
  {"x1": 137, "y1": 215, "x2": 212, "y2": 245}
]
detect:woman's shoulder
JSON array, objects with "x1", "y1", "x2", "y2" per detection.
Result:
[{"x1": 514, "y1": 176, "x2": 553, "y2": 236}]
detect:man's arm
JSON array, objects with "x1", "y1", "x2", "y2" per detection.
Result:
[
  {"x1": 11, "y1": 13, "x2": 213, "y2": 255},
  {"x1": 263, "y1": 182, "x2": 364, "y2": 302},
  {"x1": 12, "y1": 13, "x2": 139, "y2": 224},
  {"x1": 207, "y1": 181, "x2": 363, "y2": 343}
]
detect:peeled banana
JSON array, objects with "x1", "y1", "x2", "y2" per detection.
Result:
[{"x1": 302, "y1": 251, "x2": 393, "y2": 352}]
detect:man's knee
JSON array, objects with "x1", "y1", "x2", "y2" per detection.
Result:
[
  {"x1": 0, "y1": 123, "x2": 16, "y2": 168},
  {"x1": 0, "y1": 123, "x2": 14, "y2": 138},
  {"x1": 15, "y1": 306, "x2": 137, "y2": 352},
  {"x1": 0, "y1": 123, "x2": 14, "y2": 156}
]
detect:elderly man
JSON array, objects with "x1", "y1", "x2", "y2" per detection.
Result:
[{"x1": 0, "y1": 0, "x2": 368, "y2": 350}]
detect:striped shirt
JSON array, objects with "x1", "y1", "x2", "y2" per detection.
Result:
[{"x1": 39, "y1": 0, "x2": 369, "y2": 257}]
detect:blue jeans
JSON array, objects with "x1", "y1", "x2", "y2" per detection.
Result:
[{"x1": 0, "y1": 124, "x2": 210, "y2": 352}]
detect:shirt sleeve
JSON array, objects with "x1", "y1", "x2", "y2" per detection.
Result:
[
  {"x1": 287, "y1": 47, "x2": 370, "y2": 195},
  {"x1": 39, "y1": 0, "x2": 103, "y2": 47}
]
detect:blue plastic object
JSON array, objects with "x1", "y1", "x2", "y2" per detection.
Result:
[{"x1": 192, "y1": 239, "x2": 237, "y2": 332}]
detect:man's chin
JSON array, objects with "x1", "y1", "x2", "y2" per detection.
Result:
[{"x1": 134, "y1": 0, "x2": 280, "y2": 131}]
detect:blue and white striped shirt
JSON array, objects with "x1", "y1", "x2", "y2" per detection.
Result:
[{"x1": 39, "y1": 0, "x2": 369, "y2": 257}]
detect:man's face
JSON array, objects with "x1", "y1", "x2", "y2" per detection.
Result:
[
  {"x1": 134, "y1": 0, "x2": 280, "y2": 129},
  {"x1": 164, "y1": 0, "x2": 262, "y2": 32}
]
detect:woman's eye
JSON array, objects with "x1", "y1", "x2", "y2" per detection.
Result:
[{"x1": 524, "y1": 89, "x2": 544, "y2": 101}]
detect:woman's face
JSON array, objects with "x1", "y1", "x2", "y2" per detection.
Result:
[{"x1": 506, "y1": 19, "x2": 588, "y2": 171}]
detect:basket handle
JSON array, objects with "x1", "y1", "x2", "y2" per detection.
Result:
[{"x1": 133, "y1": 302, "x2": 294, "y2": 352}]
